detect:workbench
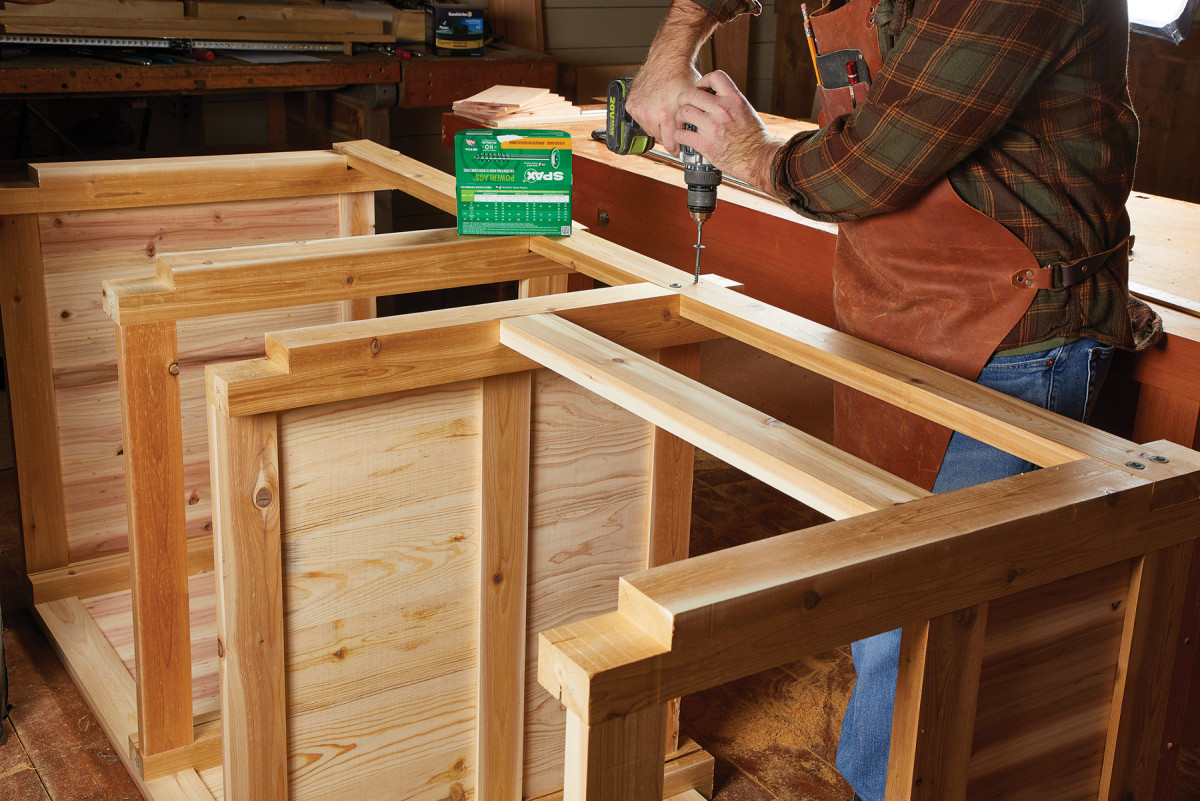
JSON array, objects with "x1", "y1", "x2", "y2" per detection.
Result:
[
  {"x1": 1, "y1": 44, "x2": 555, "y2": 166},
  {"x1": 442, "y1": 111, "x2": 1200, "y2": 792}
]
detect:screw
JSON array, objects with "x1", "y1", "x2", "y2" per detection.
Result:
[
  {"x1": 1149, "y1": 455, "x2": 1170, "y2": 463},
  {"x1": 168, "y1": 363, "x2": 180, "y2": 376},
  {"x1": 1126, "y1": 461, "x2": 1146, "y2": 470},
  {"x1": 670, "y1": 282, "x2": 682, "y2": 288}
]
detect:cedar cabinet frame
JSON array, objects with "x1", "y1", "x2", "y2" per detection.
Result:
[
  {"x1": 205, "y1": 142, "x2": 1198, "y2": 800},
  {"x1": 101, "y1": 142, "x2": 731, "y2": 796},
  {"x1": 104, "y1": 228, "x2": 581, "y2": 773}
]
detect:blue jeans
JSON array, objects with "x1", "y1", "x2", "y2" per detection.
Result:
[{"x1": 835, "y1": 338, "x2": 1114, "y2": 801}]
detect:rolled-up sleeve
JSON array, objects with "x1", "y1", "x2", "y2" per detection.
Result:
[{"x1": 771, "y1": 0, "x2": 1083, "y2": 223}]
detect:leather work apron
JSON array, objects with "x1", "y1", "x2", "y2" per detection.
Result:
[{"x1": 807, "y1": 0, "x2": 1130, "y2": 489}]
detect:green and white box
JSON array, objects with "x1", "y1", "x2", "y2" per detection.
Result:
[{"x1": 455, "y1": 129, "x2": 572, "y2": 236}]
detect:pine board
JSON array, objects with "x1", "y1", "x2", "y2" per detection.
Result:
[
  {"x1": 521, "y1": 369, "x2": 654, "y2": 797},
  {"x1": 277, "y1": 383, "x2": 483, "y2": 801}
]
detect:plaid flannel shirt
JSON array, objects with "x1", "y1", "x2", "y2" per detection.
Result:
[{"x1": 692, "y1": 0, "x2": 1159, "y2": 351}]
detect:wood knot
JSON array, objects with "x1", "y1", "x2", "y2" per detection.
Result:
[
  {"x1": 803, "y1": 591, "x2": 821, "y2": 609},
  {"x1": 217, "y1": 639, "x2": 225, "y2": 658},
  {"x1": 255, "y1": 488, "x2": 272, "y2": 507},
  {"x1": 662, "y1": 309, "x2": 671, "y2": 320},
  {"x1": 1006, "y1": 568, "x2": 1019, "y2": 583},
  {"x1": 370, "y1": 338, "x2": 381, "y2": 355},
  {"x1": 492, "y1": 573, "x2": 504, "y2": 585}
]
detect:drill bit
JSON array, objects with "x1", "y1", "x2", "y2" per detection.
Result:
[{"x1": 693, "y1": 217, "x2": 705, "y2": 284}]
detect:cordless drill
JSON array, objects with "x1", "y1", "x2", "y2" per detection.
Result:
[{"x1": 596, "y1": 77, "x2": 722, "y2": 283}]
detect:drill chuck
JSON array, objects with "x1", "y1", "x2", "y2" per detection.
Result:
[{"x1": 684, "y1": 165, "x2": 721, "y2": 217}]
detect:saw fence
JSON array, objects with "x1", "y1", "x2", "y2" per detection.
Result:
[{"x1": 1, "y1": 140, "x2": 1197, "y2": 801}]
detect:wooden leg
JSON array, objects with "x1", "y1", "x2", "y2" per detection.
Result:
[
  {"x1": 649, "y1": 343, "x2": 701, "y2": 754},
  {"x1": 209, "y1": 406, "x2": 288, "y2": 801},
  {"x1": 1100, "y1": 542, "x2": 1195, "y2": 801},
  {"x1": 563, "y1": 703, "x2": 670, "y2": 801},
  {"x1": 0, "y1": 213, "x2": 70, "y2": 573},
  {"x1": 477, "y1": 371, "x2": 532, "y2": 800},
  {"x1": 117, "y1": 321, "x2": 194, "y2": 755},
  {"x1": 887, "y1": 604, "x2": 989, "y2": 801}
]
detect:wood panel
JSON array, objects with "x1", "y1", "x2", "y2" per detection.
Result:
[
  {"x1": 36, "y1": 195, "x2": 348, "y2": 562},
  {"x1": 277, "y1": 384, "x2": 483, "y2": 800},
  {"x1": 522, "y1": 369, "x2": 655, "y2": 798},
  {"x1": 83, "y1": 572, "x2": 221, "y2": 718}
]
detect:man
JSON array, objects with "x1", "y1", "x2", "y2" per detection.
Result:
[{"x1": 628, "y1": 1, "x2": 1160, "y2": 799}]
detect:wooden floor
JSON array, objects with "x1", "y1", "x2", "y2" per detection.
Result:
[
  {"x1": 0, "y1": 340, "x2": 1198, "y2": 801},
  {"x1": 0, "y1": 469, "x2": 145, "y2": 801}
]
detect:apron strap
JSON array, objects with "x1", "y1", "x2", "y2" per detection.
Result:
[{"x1": 1011, "y1": 215, "x2": 1133, "y2": 291}]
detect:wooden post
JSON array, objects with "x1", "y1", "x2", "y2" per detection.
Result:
[
  {"x1": 519, "y1": 273, "x2": 570, "y2": 299},
  {"x1": 339, "y1": 190, "x2": 378, "y2": 321},
  {"x1": 1099, "y1": 541, "x2": 1196, "y2": 800},
  {"x1": 0, "y1": 213, "x2": 70, "y2": 573},
  {"x1": 210, "y1": 405, "x2": 288, "y2": 800},
  {"x1": 563, "y1": 703, "x2": 670, "y2": 801},
  {"x1": 477, "y1": 371, "x2": 532, "y2": 800},
  {"x1": 648, "y1": 343, "x2": 701, "y2": 755},
  {"x1": 116, "y1": 321, "x2": 195, "y2": 755},
  {"x1": 887, "y1": 604, "x2": 988, "y2": 801}
]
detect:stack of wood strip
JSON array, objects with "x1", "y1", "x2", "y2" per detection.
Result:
[
  {"x1": 452, "y1": 84, "x2": 604, "y2": 126},
  {"x1": 0, "y1": 0, "x2": 422, "y2": 43}
]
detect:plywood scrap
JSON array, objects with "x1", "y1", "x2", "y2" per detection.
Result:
[{"x1": 452, "y1": 85, "x2": 603, "y2": 126}]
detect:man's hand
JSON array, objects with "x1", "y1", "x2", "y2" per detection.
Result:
[
  {"x1": 627, "y1": 0, "x2": 717, "y2": 154},
  {"x1": 676, "y1": 70, "x2": 783, "y2": 194}
]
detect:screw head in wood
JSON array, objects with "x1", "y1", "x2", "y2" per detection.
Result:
[
  {"x1": 1149, "y1": 455, "x2": 1170, "y2": 463},
  {"x1": 168, "y1": 363, "x2": 180, "y2": 376},
  {"x1": 1126, "y1": 461, "x2": 1146, "y2": 470}
]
